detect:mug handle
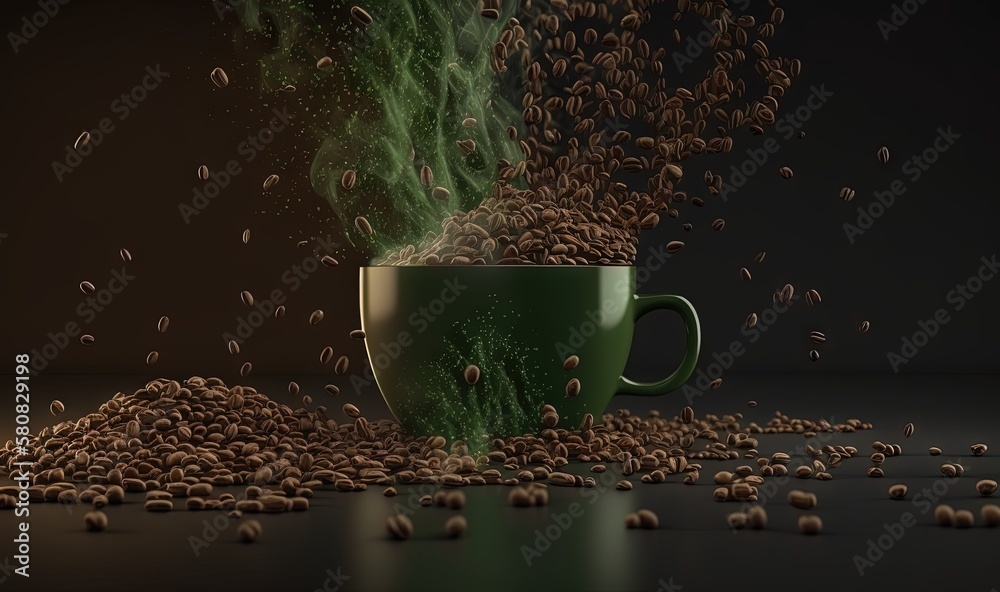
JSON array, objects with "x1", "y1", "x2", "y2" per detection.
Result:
[{"x1": 616, "y1": 294, "x2": 701, "y2": 397}]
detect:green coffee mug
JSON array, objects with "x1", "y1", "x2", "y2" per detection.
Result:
[{"x1": 360, "y1": 266, "x2": 700, "y2": 439}]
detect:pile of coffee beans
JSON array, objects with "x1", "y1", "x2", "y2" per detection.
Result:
[{"x1": 378, "y1": 0, "x2": 800, "y2": 265}]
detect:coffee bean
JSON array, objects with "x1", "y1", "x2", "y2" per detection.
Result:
[
  {"x1": 666, "y1": 241, "x2": 685, "y2": 254},
  {"x1": 805, "y1": 289, "x2": 821, "y2": 306},
  {"x1": 464, "y1": 365, "x2": 480, "y2": 385},
  {"x1": 383, "y1": 487, "x2": 397, "y2": 497},
  {"x1": 210, "y1": 67, "x2": 229, "y2": 88},
  {"x1": 867, "y1": 467, "x2": 884, "y2": 478},
  {"x1": 780, "y1": 284, "x2": 794, "y2": 303},
  {"x1": 903, "y1": 423, "x2": 914, "y2": 438},
  {"x1": 146, "y1": 351, "x2": 159, "y2": 365},
  {"x1": 241, "y1": 229, "x2": 251, "y2": 245},
  {"x1": 445, "y1": 515, "x2": 468, "y2": 538},
  {"x1": 808, "y1": 350, "x2": 820, "y2": 362},
  {"x1": 275, "y1": 306, "x2": 285, "y2": 318},
  {"x1": 317, "y1": 56, "x2": 333, "y2": 69},
  {"x1": 746, "y1": 507, "x2": 767, "y2": 529},
  {"x1": 888, "y1": 484, "x2": 908, "y2": 500},
  {"x1": 238, "y1": 520, "x2": 262, "y2": 542},
  {"x1": 321, "y1": 255, "x2": 339, "y2": 267},
  {"x1": 788, "y1": 490, "x2": 817, "y2": 509},
  {"x1": 982, "y1": 504, "x2": 1000, "y2": 527},
  {"x1": 320, "y1": 347, "x2": 334, "y2": 364},
  {"x1": 877, "y1": 146, "x2": 890, "y2": 164},
  {"x1": 351, "y1": 5, "x2": 373, "y2": 26},
  {"x1": 508, "y1": 487, "x2": 533, "y2": 507},
  {"x1": 746, "y1": 313, "x2": 758, "y2": 329},
  {"x1": 839, "y1": 187, "x2": 855, "y2": 201},
  {"x1": 228, "y1": 340, "x2": 240, "y2": 355},
  {"x1": 754, "y1": 251, "x2": 766, "y2": 264},
  {"x1": 419, "y1": 165, "x2": 434, "y2": 188},
  {"x1": 616, "y1": 480, "x2": 633, "y2": 491},
  {"x1": 355, "y1": 216, "x2": 373, "y2": 236},
  {"x1": 709, "y1": 378, "x2": 723, "y2": 390},
  {"x1": 74, "y1": 131, "x2": 91, "y2": 151},
  {"x1": 240, "y1": 362, "x2": 252, "y2": 377},
  {"x1": 566, "y1": 378, "x2": 581, "y2": 397},
  {"x1": 971, "y1": 443, "x2": 988, "y2": 456},
  {"x1": 432, "y1": 187, "x2": 450, "y2": 200},
  {"x1": 240, "y1": 291, "x2": 254, "y2": 307},
  {"x1": 740, "y1": 268, "x2": 752, "y2": 281},
  {"x1": 341, "y1": 169, "x2": 357, "y2": 190},
  {"x1": 859, "y1": 320, "x2": 871, "y2": 333},
  {"x1": 120, "y1": 248, "x2": 133, "y2": 263},
  {"x1": 80, "y1": 281, "x2": 96, "y2": 294},
  {"x1": 335, "y1": 356, "x2": 350, "y2": 375},
  {"x1": 779, "y1": 166, "x2": 793, "y2": 179},
  {"x1": 562, "y1": 355, "x2": 579, "y2": 370},
  {"x1": 157, "y1": 316, "x2": 170, "y2": 333},
  {"x1": 955, "y1": 509, "x2": 974, "y2": 529},
  {"x1": 343, "y1": 404, "x2": 361, "y2": 418},
  {"x1": 712, "y1": 218, "x2": 726, "y2": 231},
  {"x1": 934, "y1": 504, "x2": 955, "y2": 526},
  {"x1": 350, "y1": 330, "x2": 366, "y2": 340},
  {"x1": 84, "y1": 511, "x2": 108, "y2": 532},
  {"x1": 324, "y1": 384, "x2": 340, "y2": 396},
  {"x1": 809, "y1": 331, "x2": 826, "y2": 344},
  {"x1": 144, "y1": 500, "x2": 173, "y2": 512},
  {"x1": 309, "y1": 310, "x2": 325, "y2": 325},
  {"x1": 80, "y1": 334, "x2": 95, "y2": 345},
  {"x1": 928, "y1": 447, "x2": 941, "y2": 456},
  {"x1": 624, "y1": 513, "x2": 640, "y2": 528},
  {"x1": 386, "y1": 514, "x2": 414, "y2": 540},
  {"x1": 747, "y1": 400, "x2": 757, "y2": 407},
  {"x1": 976, "y1": 479, "x2": 997, "y2": 496},
  {"x1": 635, "y1": 509, "x2": 659, "y2": 529},
  {"x1": 263, "y1": 174, "x2": 279, "y2": 191},
  {"x1": 727, "y1": 512, "x2": 747, "y2": 530},
  {"x1": 197, "y1": 165, "x2": 210, "y2": 181},
  {"x1": 680, "y1": 406, "x2": 695, "y2": 423},
  {"x1": 798, "y1": 515, "x2": 822, "y2": 535}
]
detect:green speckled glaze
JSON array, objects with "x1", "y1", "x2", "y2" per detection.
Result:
[{"x1": 360, "y1": 266, "x2": 700, "y2": 441}]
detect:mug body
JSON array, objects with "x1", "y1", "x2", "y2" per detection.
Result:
[{"x1": 360, "y1": 265, "x2": 637, "y2": 438}]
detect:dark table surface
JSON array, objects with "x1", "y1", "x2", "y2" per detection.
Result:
[{"x1": 1, "y1": 374, "x2": 997, "y2": 592}]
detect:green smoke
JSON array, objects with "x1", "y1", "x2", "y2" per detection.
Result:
[{"x1": 235, "y1": 0, "x2": 524, "y2": 258}]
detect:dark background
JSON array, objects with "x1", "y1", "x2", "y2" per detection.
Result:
[{"x1": 1, "y1": 0, "x2": 999, "y2": 383}]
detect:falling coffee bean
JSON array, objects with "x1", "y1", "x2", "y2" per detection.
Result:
[
  {"x1": 903, "y1": 423, "x2": 914, "y2": 438},
  {"x1": 349, "y1": 330, "x2": 365, "y2": 340},
  {"x1": 241, "y1": 291, "x2": 254, "y2": 307},
  {"x1": 859, "y1": 320, "x2": 871, "y2": 333},
  {"x1": 666, "y1": 241, "x2": 685, "y2": 254},
  {"x1": 562, "y1": 355, "x2": 579, "y2": 370},
  {"x1": 445, "y1": 515, "x2": 468, "y2": 538},
  {"x1": 712, "y1": 218, "x2": 725, "y2": 231},
  {"x1": 888, "y1": 484, "x2": 908, "y2": 500},
  {"x1": 80, "y1": 334, "x2": 95, "y2": 345},
  {"x1": 335, "y1": 356, "x2": 350, "y2": 376},
  {"x1": 805, "y1": 289, "x2": 821, "y2": 306},
  {"x1": 321, "y1": 255, "x2": 339, "y2": 267},
  {"x1": 309, "y1": 310, "x2": 325, "y2": 325},
  {"x1": 80, "y1": 281, "x2": 96, "y2": 295},
  {"x1": 779, "y1": 166, "x2": 793, "y2": 179},
  {"x1": 809, "y1": 331, "x2": 826, "y2": 344},
  {"x1": 146, "y1": 351, "x2": 159, "y2": 365},
  {"x1": 566, "y1": 378, "x2": 581, "y2": 397},
  {"x1": 343, "y1": 404, "x2": 361, "y2": 418},
  {"x1": 464, "y1": 365, "x2": 481, "y2": 385},
  {"x1": 316, "y1": 56, "x2": 333, "y2": 69},
  {"x1": 74, "y1": 131, "x2": 91, "y2": 151},
  {"x1": 240, "y1": 362, "x2": 252, "y2": 377},
  {"x1": 746, "y1": 313, "x2": 758, "y2": 329},
  {"x1": 49, "y1": 400, "x2": 65, "y2": 416},
  {"x1": 971, "y1": 443, "x2": 988, "y2": 456},
  {"x1": 976, "y1": 479, "x2": 997, "y2": 496},
  {"x1": 754, "y1": 251, "x2": 766, "y2": 264},
  {"x1": 198, "y1": 165, "x2": 209, "y2": 181},
  {"x1": 228, "y1": 340, "x2": 240, "y2": 355},
  {"x1": 934, "y1": 504, "x2": 955, "y2": 526},
  {"x1": 342, "y1": 169, "x2": 357, "y2": 190},
  {"x1": 242, "y1": 229, "x2": 251, "y2": 244},
  {"x1": 320, "y1": 347, "x2": 334, "y2": 364},
  {"x1": 355, "y1": 216, "x2": 373, "y2": 236},
  {"x1": 877, "y1": 146, "x2": 890, "y2": 164},
  {"x1": 324, "y1": 384, "x2": 340, "y2": 396},
  {"x1": 263, "y1": 175, "x2": 279, "y2": 190},
  {"x1": 210, "y1": 67, "x2": 229, "y2": 88},
  {"x1": 780, "y1": 283, "x2": 794, "y2": 303},
  {"x1": 740, "y1": 268, "x2": 752, "y2": 282},
  {"x1": 709, "y1": 378, "x2": 723, "y2": 390},
  {"x1": 808, "y1": 350, "x2": 820, "y2": 362},
  {"x1": 839, "y1": 187, "x2": 855, "y2": 201},
  {"x1": 157, "y1": 316, "x2": 170, "y2": 333},
  {"x1": 238, "y1": 520, "x2": 262, "y2": 542},
  {"x1": 120, "y1": 248, "x2": 133, "y2": 263},
  {"x1": 432, "y1": 187, "x2": 451, "y2": 200},
  {"x1": 350, "y1": 5, "x2": 373, "y2": 27},
  {"x1": 275, "y1": 305, "x2": 286, "y2": 318}
]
